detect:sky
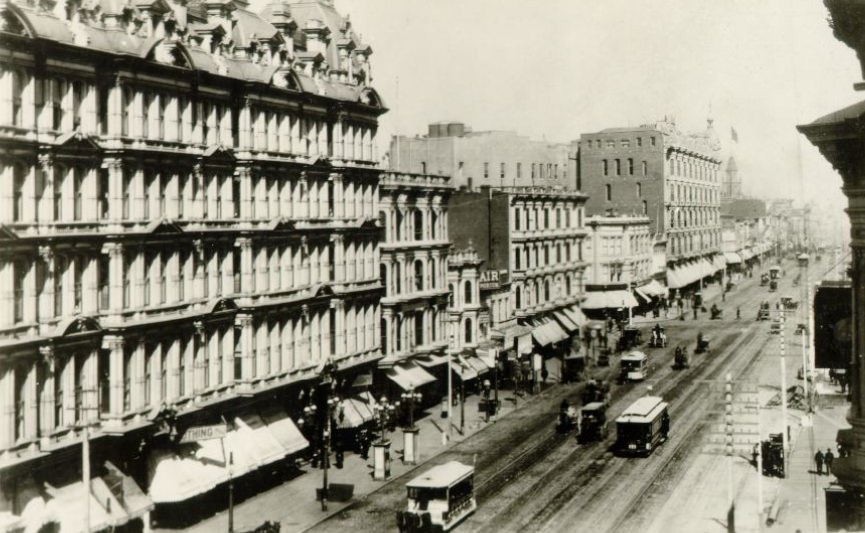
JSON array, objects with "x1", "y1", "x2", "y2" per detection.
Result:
[{"x1": 334, "y1": 0, "x2": 862, "y2": 211}]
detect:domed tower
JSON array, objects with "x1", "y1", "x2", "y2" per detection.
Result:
[{"x1": 722, "y1": 155, "x2": 742, "y2": 200}]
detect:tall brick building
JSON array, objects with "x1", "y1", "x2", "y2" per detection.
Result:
[{"x1": 576, "y1": 119, "x2": 725, "y2": 294}]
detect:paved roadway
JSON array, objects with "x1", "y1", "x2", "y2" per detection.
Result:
[{"x1": 307, "y1": 260, "x2": 797, "y2": 533}]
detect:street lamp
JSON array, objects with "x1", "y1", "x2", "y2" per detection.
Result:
[
  {"x1": 314, "y1": 360, "x2": 340, "y2": 511},
  {"x1": 400, "y1": 387, "x2": 422, "y2": 464},
  {"x1": 373, "y1": 396, "x2": 397, "y2": 479}
]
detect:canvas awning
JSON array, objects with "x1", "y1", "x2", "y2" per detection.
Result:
[
  {"x1": 712, "y1": 255, "x2": 726, "y2": 271},
  {"x1": 563, "y1": 305, "x2": 587, "y2": 327},
  {"x1": 414, "y1": 353, "x2": 450, "y2": 368},
  {"x1": 148, "y1": 438, "x2": 231, "y2": 503},
  {"x1": 724, "y1": 252, "x2": 742, "y2": 264},
  {"x1": 553, "y1": 310, "x2": 579, "y2": 332},
  {"x1": 667, "y1": 262, "x2": 703, "y2": 289},
  {"x1": 452, "y1": 356, "x2": 479, "y2": 381},
  {"x1": 227, "y1": 411, "x2": 287, "y2": 469},
  {"x1": 259, "y1": 405, "x2": 309, "y2": 456},
  {"x1": 531, "y1": 319, "x2": 569, "y2": 346},
  {"x1": 639, "y1": 279, "x2": 668, "y2": 297},
  {"x1": 337, "y1": 396, "x2": 376, "y2": 429},
  {"x1": 581, "y1": 290, "x2": 640, "y2": 310},
  {"x1": 386, "y1": 361, "x2": 437, "y2": 390},
  {"x1": 464, "y1": 355, "x2": 491, "y2": 374}
]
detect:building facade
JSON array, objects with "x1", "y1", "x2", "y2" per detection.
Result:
[
  {"x1": 582, "y1": 214, "x2": 661, "y2": 315},
  {"x1": 0, "y1": 0, "x2": 385, "y2": 529},
  {"x1": 389, "y1": 122, "x2": 572, "y2": 190},
  {"x1": 576, "y1": 119, "x2": 725, "y2": 295},
  {"x1": 377, "y1": 171, "x2": 452, "y2": 400}
]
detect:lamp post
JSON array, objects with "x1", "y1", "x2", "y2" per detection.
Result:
[
  {"x1": 401, "y1": 387, "x2": 422, "y2": 464},
  {"x1": 373, "y1": 396, "x2": 396, "y2": 480},
  {"x1": 315, "y1": 359, "x2": 340, "y2": 511}
]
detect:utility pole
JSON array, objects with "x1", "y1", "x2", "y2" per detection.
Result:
[
  {"x1": 779, "y1": 307, "x2": 789, "y2": 477},
  {"x1": 447, "y1": 332, "x2": 454, "y2": 443},
  {"x1": 73, "y1": 388, "x2": 99, "y2": 533}
]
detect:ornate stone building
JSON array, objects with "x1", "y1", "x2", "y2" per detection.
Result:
[
  {"x1": 377, "y1": 171, "x2": 452, "y2": 400},
  {"x1": 797, "y1": 0, "x2": 865, "y2": 525},
  {"x1": 0, "y1": 0, "x2": 385, "y2": 529}
]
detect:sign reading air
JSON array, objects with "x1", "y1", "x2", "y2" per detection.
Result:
[
  {"x1": 179, "y1": 424, "x2": 228, "y2": 444},
  {"x1": 479, "y1": 270, "x2": 508, "y2": 290}
]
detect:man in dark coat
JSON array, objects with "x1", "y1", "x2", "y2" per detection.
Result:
[
  {"x1": 825, "y1": 448, "x2": 835, "y2": 475},
  {"x1": 815, "y1": 449, "x2": 825, "y2": 475}
]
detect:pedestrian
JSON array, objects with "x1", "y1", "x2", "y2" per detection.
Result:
[
  {"x1": 815, "y1": 449, "x2": 825, "y2": 475},
  {"x1": 736, "y1": 307, "x2": 741, "y2": 320},
  {"x1": 825, "y1": 448, "x2": 835, "y2": 475}
]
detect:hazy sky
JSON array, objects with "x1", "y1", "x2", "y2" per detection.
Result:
[{"x1": 334, "y1": 0, "x2": 862, "y2": 209}]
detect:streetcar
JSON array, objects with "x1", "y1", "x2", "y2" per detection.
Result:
[
  {"x1": 619, "y1": 351, "x2": 649, "y2": 382},
  {"x1": 396, "y1": 461, "x2": 476, "y2": 532},
  {"x1": 769, "y1": 265, "x2": 782, "y2": 280},
  {"x1": 615, "y1": 395, "x2": 670, "y2": 456}
]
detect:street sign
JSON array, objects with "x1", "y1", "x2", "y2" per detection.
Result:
[{"x1": 179, "y1": 424, "x2": 228, "y2": 444}]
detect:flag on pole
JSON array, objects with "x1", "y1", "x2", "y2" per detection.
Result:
[{"x1": 731, "y1": 127, "x2": 739, "y2": 143}]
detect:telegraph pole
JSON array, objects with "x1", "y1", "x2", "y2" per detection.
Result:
[
  {"x1": 779, "y1": 307, "x2": 789, "y2": 476},
  {"x1": 73, "y1": 388, "x2": 99, "y2": 533}
]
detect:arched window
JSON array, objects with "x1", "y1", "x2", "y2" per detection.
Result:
[
  {"x1": 13, "y1": 163, "x2": 26, "y2": 222},
  {"x1": 414, "y1": 259, "x2": 424, "y2": 291},
  {"x1": 515, "y1": 287, "x2": 522, "y2": 309},
  {"x1": 414, "y1": 209, "x2": 423, "y2": 241},
  {"x1": 642, "y1": 161, "x2": 647, "y2": 176},
  {"x1": 605, "y1": 184, "x2": 612, "y2": 202},
  {"x1": 515, "y1": 248, "x2": 522, "y2": 270},
  {"x1": 415, "y1": 312, "x2": 424, "y2": 346},
  {"x1": 431, "y1": 260, "x2": 437, "y2": 289},
  {"x1": 566, "y1": 276, "x2": 572, "y2": 295},
  {"x1": 636, "y1": 183, "x2": 642, "y2": 198},
  {"x1": 544, "y1": 279, "x2": 551, "y2": 301},
  {"x1": 395, "y1": 262, "x2": 402, "y2": 294},
  {"x1": 395, "y1": 211, "x2": 403, "y2": 241},
  {"x1": 464, "y1": 318, "x2": 473, "y2": 344},
  {"x1": 602, "y1": 160, "x2": 608, "y2": 176},
  {"x1": 73, "y1": 167, "x2": 85, "y2": 221},
  {"x1": 464, "y1": 280, "x2": 473, "y2": 304},
  {"x1": 642, "y1": 200, "x2": 648, "y2": 215},
  {"x1": 379, "y1": 263, "x2": 387, "y2": 293}
]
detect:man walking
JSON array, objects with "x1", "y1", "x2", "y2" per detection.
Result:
[
  {"x1": 825, "y1": 448, "x2": 835, "y2": 475},
  {"x1": 815, "y1": 449, "x2": 825, "y2": 475}
]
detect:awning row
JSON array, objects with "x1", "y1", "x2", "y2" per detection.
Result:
[
  {"x1": 667, "y1": 257, "x2": 724, "y2": 289},
  {"x1": 149, "y1": 406, "x2": 308, "y2": 504},
  {"x1": 582, "y1": 289, "x2": 639, "y2": 310},
  {"x1": 11, "y1": 461, "x2": 153, "y2": 533},
  {"x1": 724, "y1": 252, "x2": 742, "y2": 264}
]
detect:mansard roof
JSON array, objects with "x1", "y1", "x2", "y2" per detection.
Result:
[{"x1": 231, "y1": 7, "x2": 279, "y2": 47}]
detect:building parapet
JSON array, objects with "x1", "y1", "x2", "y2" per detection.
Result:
[{"x1": 380, "y1": 171, "x2": 454, "y2": 190}]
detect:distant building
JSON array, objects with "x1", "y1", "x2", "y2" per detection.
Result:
[
  {"x1": 720, "y1": 156, "x2": 743, "y2": 200},
  {"x1": 577, "y1": 118, "x2": 724, "y2": 296},
  {"x1": 582, "y1": 213, "x2": 664, "y2": 316},
  {"x1": 448, "y1": 186, "x2": 588, "y2": 374},
  {"x1": 389, "y1": 122, "x2": 572, "y2": 190}
]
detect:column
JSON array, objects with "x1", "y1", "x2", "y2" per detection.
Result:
[
  {"x1": 238, "y1": 101, "x2": 252, "y2": 150},
  {"x1": 0, "y1": 365, "x2": 14, "y2": 448},
  {"x1": 38, "y1": 346, "x2": 55, "y2": 438},
  {"x1": 38, "y1": 246, "x2": 54, "y2": 321},
  {"x1": 193, "y1": 322, "x2": 206, "y2": 392},
  {"x1": 333, "y1": 235, "x2": 345, "y2": 283},
  {"x1": 332, "y1": 300, "x2": 345, "y2": 357},
  {"x1": 237, "y1": 167, "x2": 252, "y2": 219},
  {"x1": 131, "y1": 340, "x2": 145, "y2": 411}
]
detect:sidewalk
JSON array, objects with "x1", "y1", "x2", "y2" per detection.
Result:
[{"x1": 154, "y1": 381, "x2": 553, "y2": 533}]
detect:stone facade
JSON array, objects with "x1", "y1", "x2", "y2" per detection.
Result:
[{"x1": 0, "y1": 0, "x2": 385, "y2": 527}]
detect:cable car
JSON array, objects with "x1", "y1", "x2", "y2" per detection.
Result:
[
  {"x1": 769, "y1": 265, "x2": 782, "y2": 280},
  {"x1": 619, "y1": 351, "x2": 649, "y2": 382},
  {"x1": 396, "y1": 461, "x2": 476, "y2": 532},
  {"x1": 615, "y1": 395, "x2": 670, "y2": 456}
]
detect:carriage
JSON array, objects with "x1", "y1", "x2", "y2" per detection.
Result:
[
  {"x1": 695, "y1": 332, "x2": 710, "y2": 354},
  {"x1": 578, "y1": 402, "x2": 609, "y2": 443},
  {"x1": 672, "y1": 345, "x2": 690, "y2": 369},
  {"x1": 757, "y1": 301, "x2": 771, "y2": 321},
  {"x1": 649, "y1": 325, "x2": 667, "y2": 348},
  {"x1": 769, "y1": 280, "x2": 778, "y2": 292},
  {"x1": 582, "y1": 379, "x2": 610, "y2": 405},
  {"x1": 710, "y1": 304, "x2": 723, "y2": 320},
  {"x1": 617, "y1": 326, "x2": 642, "y2": 352},
  {"x1": 557, "y1": 399, "x2": 578, "y2": 433},
  {"x1": 781, "y1": 296, "x2": 798, "y2": 310},
  {"x1": 769, "y1": 265, "x2": 782, "y2": 280},
  {"x1": 760, "y1": 273, "x2": 770, "y2": 286},
  {"x1": 396, "y1": 462, "x2": 477, "y2": 532}
]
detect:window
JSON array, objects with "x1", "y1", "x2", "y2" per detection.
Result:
[
  {"x1": 615, "y1": 159, "x2": 621, "y2": 176},
  {"x1": 637, "y1": 137, "x2": 643, "y2": 147},
  {"x1": 515, "y1": 248, "x2": 521, "y2": 270},
  {"x1": 464, "y1": 281, "x2": 473, "y2": 304},
  {"x1": 13, "y1": 260, "x2": 26, "y2": 323},
  {"x1": 514, "y1": 208, "x2": 521, "y2": 230},
  {"x1": 98, "y1": 168, "x2": 109, "y2": 219},
  {"x1": 544, "y1": 244, "x2": 550, "y2": 264},
  {"x1": 414, "y1": 312, "x2": 423, "y2": 346},
  {"x1": 621, "y1": 139, "x2": 630, "y2": 148},
  {"x1": 544, "y1": 209, "x2": 549, "y2": 229},
  {"x1": 414, "y1": 210, "x2": 423, "y2": 241},
  {"x1": 122, "y1": 169, "x2": 132, "y2": 219},
  {"x1": 628, "y1": 158, "x2": 634, "y2": 175},
  {"x1": 13, "y1": 163, "x2": 25, "y2": 222},
  {"x1": 651, "y1": 136, "x2": 656, "y2": 146},
  {"x1": 515, "y1": 287, "x2": 522, "y2": 309},
  {"x1": 414, "y1": 260, "x2": 423, "y2": 292},
  {"x1": 142, "y1": 92, "x2": 151, "y2": 138},
  {"x1": 73, "y1": 167, "x2": 84, "y2": 221},
  {"x1": 531, "y1": 163, "x2": 536, "y2": 180},
  {"x1": 606, "y1": 140, "x2": 614, "y2": 148},
  {"x1": 642, "y1": 161, "x2": 647, "y2": 176},
  {"x1": 421, "y1": 161, "x2": 426, "y2": 174},
  {"x1": 556, "y1": 209, "x2": 561, "y2": 228},
  {"x1": 12, "y1": 70, "x2": 25, "y2": 127},
  {"x1": 464, "y1": 318, "x2": 473, "y2": 344},
  {"x1": 123, "y1": 345, "x2": 133, "y2": 411},
  {"x1": 636, "y1": 183, "x2": 642, "y2": 198},
  {"x1": 605, "y1": 184, "x2": 612, "y2": 202},
  {"x1": 52, "y1": 79, "x2": 65, "y2": 131},
  {"x1": 556, "y1": 243, "x2": 562, "y2": 263},
  {"x1": 483, "y1": 162, "x2": 489, "y2": 178},
  {"x1": 602, "y1": 160, "x2": 608, "y2": 176},
  {"x1": 544, "y1": 279, "x2": 550, "y2": 301},
  {"x1": 98, "y1": 255, "x2": 109, "y2": 310},
  {"x1": 500, "y1": 162, "x2": 505, "y2": 179},
  {"x1": 517, "y1": 162, "x2": 522, "y2": 179}
]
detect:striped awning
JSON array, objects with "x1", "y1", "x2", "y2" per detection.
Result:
[{"x1": 582, "y1": 290, "x2": 640, "y2": 310}]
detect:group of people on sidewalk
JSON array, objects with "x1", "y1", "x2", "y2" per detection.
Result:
[{"x1": 815, "y1": 448, "x2": 836, "y2": 475}]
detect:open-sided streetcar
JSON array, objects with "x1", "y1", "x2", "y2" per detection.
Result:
[
  {"x1": 615, "y1": 395, "x2": 670, "y2": 456},
  {"x1": 396, "y1": 461, "x2": 477, "y2": 532}
]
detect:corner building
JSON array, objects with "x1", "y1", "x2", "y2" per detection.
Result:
[
  {"x1": 576, "y1": 119, "x2": 725, "y2": 297},
  {"x1": 0, "y1": 0, "x2": 386, "y2": 529}
]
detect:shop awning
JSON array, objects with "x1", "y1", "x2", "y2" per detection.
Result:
[
  {"x1": 531, "y1": 319, "x2": 569, "y2": 346},
  {"x1": 553, "y1": 310, "x2": 579, "y2": 332},
  {"x1": 475, "y1": 342, "x2": 500, "y2": 368},
  {"x1": 337, "y1": 396, "x2": 376, "y2": 429},
  {"x1": 260, "y1": 405, "x2": 309, "y2": 456},
  {"x1": 668, "y1": 262, "x2": 703, "y2": 289},
  {"x1": 581, "y1": 290, "x2": 640, "y2": 310},
  {"x1": 452, "y1": 356, "x2": 479, "y2": 381},
  {"x1": 464, "y1": 355, "x2": 490, "y2": 374},
  {"x1": 415, "y1": 353, "x2": 450, "y2": 368},
  {"x1": 44, "y1": 477, "x2": 130, "y2": 532},
  {"x1": 698, "y1": 258, "x2": 715, "y2": 278},
  {"x1": 491, "y1": 323, "x2": 533, "y2": 344},
  {"x1": 563, "y1": 305, "x2": 587, "y2": 327},
  {"x1": 102, "y1": 461, "x2": 154, "y2": 521},
  {"x1": 724, "y1": 252, "x2": 742, "y2": 264},
  {"x1": 712, "y1": 255, "x2": 726, "y2": 271},
  {"x1": 639, "y1": 279, "x2": 668, "y2": 297},
  {"x1": 386, "y1": 361, "x2": 437, "y2": 390},
  {"x1": 149, "y1": 438, "x2": 231, "y2": 503},
  {"x1": 740, "y1": 247, "x2": 755, "y2": 261},
  {"x1": 229, "y1": 412, "x2": 287, "y2": 469},
  {"x1": 634, "y1": 287, "x2": 652, "y2": 303}
]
